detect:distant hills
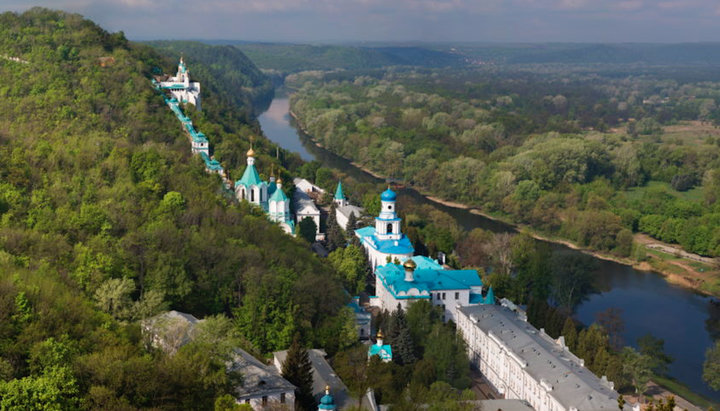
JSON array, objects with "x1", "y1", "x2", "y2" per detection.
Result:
[
  {"x1": 452, "y1": 43, "x2": 720, "y2": 65},
  {"x1": 218, "y1": 42, "x2": 467, "y2": 73},
  {"x1": 188, "y1": 41, "x2": 720, "y2": 74}
]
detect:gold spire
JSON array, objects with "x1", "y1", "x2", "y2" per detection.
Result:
[{"x1": 247, "y1": 137, "x2": 255, "y2": 157}]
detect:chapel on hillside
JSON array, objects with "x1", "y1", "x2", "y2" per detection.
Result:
[
  {"x1": 234, "y1": 147, "x2": 295, "y2": 235},
  {"x1": 157, "y1": 57, "x2": 201, "y2": 110}
]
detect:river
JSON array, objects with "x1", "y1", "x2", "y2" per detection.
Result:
[{"x1": 258, "y1": 96, "x2": 720, "y2": 403}]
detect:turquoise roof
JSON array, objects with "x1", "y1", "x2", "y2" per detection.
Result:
[
  {"x1": 410, "y1": 255, "x2": 444, "y2": 270},
  {"x1": 334, "y1": 181, "x2": 344, "y2": 200},
  {"x1": 319, "y1": 393, "x2": 335, "y2": 410},
  {"x1": 269, "y1": 186, "x2": 288, "y2": 202},
  {"x1": 200, "y1": 153, "x2": 223, "y2": 171},
  {"x1": 355, "y1": 226, "x2": 414, "y2": 255},
  {"x1": 267, "y1": 181, "x2": 277, "y2": 197},
  {"x1": 484, "y1": 286, "x2": 495, "y2": 304},
  {"x1": 236, "y1": 163, "x2": 264, "y2": 188},
  {"x1": 376, "y1": 263, "x2": 482, "y2": 300},
  {"x1": 381, "y1": 188, "x2": 396, "y2": 201},
  {"x1": 469, "y1": 293, "x2": 484, "y2": 304},
  {"x1": 368, "y1": 343, "x2": 392, "y2": 361}
]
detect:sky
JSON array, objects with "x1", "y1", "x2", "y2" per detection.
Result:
[{"x1": 3, "y1": 0, "x2": 720, "y2": 43}]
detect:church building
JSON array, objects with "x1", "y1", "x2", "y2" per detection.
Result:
[
  {"x1": 374, "y1": 257, "x2": 493, "y2": 323},
  {"x1": 235, "y1": 148, "x2": 295, "y2": 235},
  {"x1": 333, "y1": 181, "x2": 363, "y2": 231},
  {"x1": 158, "y1": 58, "x2": 201, "y2": 110},
  {"x1": 368, "y1": 331, "x2": 392, "y2": 362},
  {"x1": 355, "y1": 188, "x2": 414, "y2": 270}
]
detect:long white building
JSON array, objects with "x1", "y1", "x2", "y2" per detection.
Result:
[{"x1": 456, "y1": 304, "x2": 631, "y2": 411}]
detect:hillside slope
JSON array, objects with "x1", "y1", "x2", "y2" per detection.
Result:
[
  {"x1": 0, "y1": 8, "x2": 345, "y2": 409},
  {"x1": 147, "y1": 40, "x2": 274, "y2": 113}
]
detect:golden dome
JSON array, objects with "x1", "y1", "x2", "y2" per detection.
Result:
[
  {"x1": 247, "y1": 147, "x2": 255, "y2": 157},
  {"x1": 403, "y1": 259, "x2": 417, "y2": 270},
  {"x1": 277, "y1": 178, "x2": 282, "y2": 184},
  {"x1": 376, "y1": 330, "x2": 384, "y2": 339}
]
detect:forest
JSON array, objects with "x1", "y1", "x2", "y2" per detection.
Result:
[
  {"x1": 0, "y1": 8, "x2": 354, "y2": 409},
  {"x1": 0, "y1": 9, "x2": 501, "y2": 410},
  {"x1": 288, "y1": 65, "x2": 720, "y2": 296}
]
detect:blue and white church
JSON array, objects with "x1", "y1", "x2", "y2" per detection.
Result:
[
  {"x1": 157, "y1": 58, "x2": 201, "y2": 110},
  {"x1": 355, "y1": 188, "x2": 414, "y2": 270},
  {"x1": 235, "y1": 147, "x2": 295, "y2": 235}
]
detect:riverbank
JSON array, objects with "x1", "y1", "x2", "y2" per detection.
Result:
[{"x1": 290, "y1": 109, "x2": 720, "y2": 299}]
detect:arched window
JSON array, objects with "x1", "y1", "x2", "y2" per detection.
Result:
[
  {"x1": 387, "y1": 223, "x2": 393, "y2": 234},
  {"x1": 251, "y1": 188, "x2": 255, "y2": 202}
]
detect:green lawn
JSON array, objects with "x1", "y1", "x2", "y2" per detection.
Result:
[
  {"x1": 624, "y1": 181, "x2": 704, "y2": 203},
  {"x1": 652, "y1": 375, "x2": 719, "y2": 410}
]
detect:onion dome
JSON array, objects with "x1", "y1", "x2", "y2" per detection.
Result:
[
  {"x1": 318, "y1": 385, "x2": 335, "y2": 410},
  {"x1": 246, "y1": 147, "x2": 255, "y2": 157},
  {"x1": 376, "y1": 330, "x2": 384, "y2": 339},
  {"x1": 402, "y1": 258, "x2": 417, "y2": 270},
  {"x1": 380, "y1": 187, "x2": 396, "y2": 201}
]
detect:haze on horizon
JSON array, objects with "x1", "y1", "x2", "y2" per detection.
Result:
[{"x1": 2, "y1": 0, "x2": 720, "y2": 44}]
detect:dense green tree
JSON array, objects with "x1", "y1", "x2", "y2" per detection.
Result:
[
  {"x1": 328, "y1": 244, "x2": 368, "y2": 295},
  {"x1": 298, "y1": 217, "x2": 318, "y2": 243},
  {"x1": 281, "y1": 334, "x2": 315, "y2": 411},
  {"x1": 621, "y1": 347, "x2": 653, "y2": 396},
  {"x1": 387, "y1": 305, "x2": 416, "y2": 366},
  {"x1": 703, "y1": 340, "x2": 720, "y2": 391},
  {"x1": 561, "y1": 317, "x2": 578, "y2": 351},
  {"x1": 637, "y1": 334, "x2": 673, "y2": 376},
  {"x1": 345, "y1": 210, "x2": 358, "y2": 231},
  {"x1": 333, "y1": 345, "x2": 371, "y2": 408},
  {"x1": 326, "y1": 204, "x2": 346, "y2": 251},
  {"x1": 550, "y1": 252, "x2": 597, "y2": 308}
]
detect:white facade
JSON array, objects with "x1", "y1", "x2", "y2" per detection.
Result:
[
  {"x1": 336, "y1": 205, "x2": 363, "y2": 232},
  {"x1": 158, "y1": 58, "x2": 202, "y2": 110},
  {"x1": 293, "y1": 190, "x2": 321, "y2": 237},
  {"x1": 294, "y1": 178, "x2": 325, "y2": 195},
  {"x1": 374, "y1": 257, "x2": 485, "y2": 322},
  {"x1": 456, "y1": 305, "x2": 629, "y2": 411}
]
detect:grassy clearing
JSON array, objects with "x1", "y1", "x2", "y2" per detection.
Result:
[
  {"x1": 652, "y1": 375, "x2": 719, "y2": 410},
  {"x1": 646, "y1": 248, "x2": 682, "y2": 261},
  {"x1": 624, "y1": 180, "x2": 705, "y2": 203}
]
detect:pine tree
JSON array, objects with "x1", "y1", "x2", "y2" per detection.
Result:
[
  {"x1": 281, "y1": 334, "x2": 314, "y2": 411},
  {"x1": 388, "y1": 305, "x2": 416, "y2": 366},
  {"x1": 561, "y1": 317, "x2": 578, "y2": 351},
  {"x1": 326, "y1": 204, "x2": 346, "y2": 252},
  {"x1": 346, "y1": 211, "x2": 358, "y2": 231}
]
